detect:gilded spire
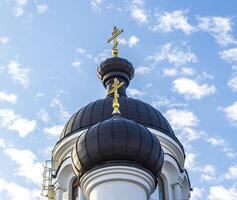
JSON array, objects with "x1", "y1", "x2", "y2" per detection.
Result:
[
  {"x1": 108, "y1": 78, "x2": 124, "y2": 114},
  {"x1": 107, "y1": 26, "x2": 123, "y2": 57}
]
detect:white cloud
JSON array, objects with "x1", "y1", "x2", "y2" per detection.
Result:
[
  {"x1": 128, "y1": 36, "x2": 139, "y2": 47},
  {"x1": 152, "y1": 10, "x2": 194, "y2": 34},
  {"x1": 131, "y1": 8, "x2": 147, "y2": 23},
  {"x1": 152, "y1": 96, "x2": 172, "y2": 108},
  {"x1": 43, "y1": 146, "x2": 53, "y2": 156},
  {"x1": 50, "y1": 97, "x2": 70, "y2": 120},
  {"x1": 163, "y1": 68, "x2": 177, "y2": 77},
  {"x1": 0, "y1": 66, "x2": 5, "y2": 73},
  {"x1": 0, "y1": 91, "x2": 17, "y2": 104},
  {"x1": 135, "y1": 66, "x2": 152, "y2": 75},
  {"x1": 15, "y1": 0, "x2": 27, "y2": 6},
  {"x1": 201, "y1": 164, "x2": 216, "y2": 182},
  {"x1": 76, "y1": 47, "x2": 86, "y2": 54},
  {"x1": 165, "y1": 108, "x2": 202, "y2": 143},
  {"x1": 205, "y1": 137, "x2": 225, "y2": 146},
  {"x1": 200, "y1": 71, "x2": 214, "y2": 80},
  {"x1": 14, "y1": 0, "x2": 28, "y2": 17},
  {"x1": 172, "y1": 78, "x2": 216, "y2": 100},
  {"x1": 130, "y1": 0, "x2": 148, "y2": 24},
  {"x1": 0, "y1": 138, "x2": 6, "y2": 148},
  {"x1": 190, "y1": 187, "x2": 204, "y2": 200},
  {"x1": 14, "y1": 7, "x2": 24, "y2": 17},
  {"x1": 162, "y1": 67, "x2": 196, "y2": 77},
  {"x1": 183, "y1": 128, "x2": 202, "y2": 141},
  {"x1": 7, "y1": 60, "x2": 30, "y2": 88},
  {"x1": 197, "y1": 16, "x2": 237, "y2": 47},
  {"x1": 44, "y1": 124, "x2": 64, "y2": 137},
  {"x1": 228, "y1": 76, "x2": 237, "y2": 92},
  {"x1": 0, "y1": 109, "x2": 36, "y2": 137},
  {"x1": 35, "y1": 92, "x2": 44, "y2": 98},
  {"x1": 37, "y1": 4, "x2": 48, "y2": 14},
  {"x1": 208, "y1": 185, "x2": 237, "y2": 200},
  {"x1": 165, "y1": 109, "x2": 199, "y2": 129},
  {"x1": 0, "y1": 178, "x2": 41, "y2": 200},
  {"x1": 147, "y1": 43, "x2": 197, "y2": 66},
  {"x1": 181, "y1": 67, "x2": 195, "y2": 76},
  {"x1": 223, "y1": 101, "x2": 237, "y2": 125},
  {"x1": 225, "y1": 166, "x2": 237, "y2": 180},
  {"x1": 119, "y1": 36, "x2": 139, "y2": 47},
  {"x1": 185, "y1": 152, "x2": 198, "y2": 170},
  {"x1": 219, "y1": 48, "x2": 237, "y2": 68},
  {"x1": 225, "y1": 165, "x2": 237, "y2": 180},
  {"x1": 4, "y1": 148, "x2": 42, "y2": 185},
  {"x1": 91, "y1": 0, "x2": 102, "y2": 11},
  {"x1": 152, "y1": 95, "x2": 188, "y2": 109},
  {"x1": 0, "y1": 36, "x2": 10, "y2": 45},
  {"x1": 37, "y1": 109, "x2": 50, "y2": 123},
  {"x1": 204, "y1": 136, "x2": 236, "y2": 158},
  {"x1": 127, "y1": 88, "x2": 145, "y2": 97},
  {"x1": 71, "y1": 60, "x2": 81, "y2": 71},
  {"x1": 9, "y1": 118, "x2": 36, "y2": 137},
  {"x1": 94, "y1": 49, "x2": 110, "y2": 64}
]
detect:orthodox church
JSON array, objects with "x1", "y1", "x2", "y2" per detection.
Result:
[{"x1": 41, "y1": 27, "x2": 191, "y2": 200}]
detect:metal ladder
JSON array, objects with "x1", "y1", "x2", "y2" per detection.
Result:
[{"x1": 41, "y1": 160, "x2": 55, "y2": 199}]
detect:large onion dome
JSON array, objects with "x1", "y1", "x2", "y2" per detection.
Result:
[
  {"x1": 60, "y1": 97, "x2": 184, "y2": 154},
  {"x1": 72, "y1": 114, "x2": 164, "y2": 180}
]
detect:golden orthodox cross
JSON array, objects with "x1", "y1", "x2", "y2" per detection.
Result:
[
  {"x1": 108, "y1": 78, "x2": 124, "y2": 114},
  {"x1": 107, "y1": 26, "x2": 123, "y2": 57}
]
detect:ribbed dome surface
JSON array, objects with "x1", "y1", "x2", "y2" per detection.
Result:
[
  {"x1": 72, "y1": 115, "x2": 164, "y2": 178},
  {"x1": 61, "y1": 97, "x2": 183, "y2": 153}
]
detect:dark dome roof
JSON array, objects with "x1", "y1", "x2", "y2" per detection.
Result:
[
  {"x1": 72, "y1": 115, "x2": 164, "y2": 179},
  {"x1": 98, "y1": 57, "x2": 134, "y2": 88},
  {"x1": 60, "y1": 97, "x2": 184, "y2": 153}
]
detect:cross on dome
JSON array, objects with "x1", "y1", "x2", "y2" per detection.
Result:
[
  {"x1": 107, "y1": 78, "x2": 124, "y2": 114},
  {"x1": 107, "y1": 26, "x2": 123, "y2": 57}
]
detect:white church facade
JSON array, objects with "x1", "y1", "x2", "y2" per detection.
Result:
[{"x1": 41, "y1": 27, "x2": 191, "y2": 200}]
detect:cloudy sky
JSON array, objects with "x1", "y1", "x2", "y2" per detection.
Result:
[{"x1": 0, "y1": 0, "x2": 237, "y2": 199}]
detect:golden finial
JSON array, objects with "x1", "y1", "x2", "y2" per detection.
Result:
[
  {"x1": 108, "y1": 78, "x2": 124, "y2": 114},
  {"x1": 107, "y1": 26, "x2": 123, "y2": 57}
]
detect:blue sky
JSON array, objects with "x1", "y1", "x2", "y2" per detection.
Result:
[{"x1": 0, "y1": 0, "x2": 237, "y2": 199}]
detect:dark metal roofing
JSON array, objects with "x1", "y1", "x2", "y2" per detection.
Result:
[
  {"x1": 97, "y1": 57, "x2": 135, "y2": 88},
  {"x1": 72, "y1": 114, "x2": 164, "y2": 179},
  {"x1": 60, "y1": 97, "x2": 183, "y2": 154}
]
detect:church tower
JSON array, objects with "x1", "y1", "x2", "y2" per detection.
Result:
[{"x1": 41, "y1": 27, "x2": 191, "y2": 200}]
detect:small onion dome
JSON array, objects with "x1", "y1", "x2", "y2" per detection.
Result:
[
  {"x1": 72, "y1": 114, "x2": 164, "y2": 180},
  {"x1": 97, "y1": 57, "x2": 135, "y2": 97},
  {"x1": 97, "y1": 57, "x2": 134, "y2": 87}
]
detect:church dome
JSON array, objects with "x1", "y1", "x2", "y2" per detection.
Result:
[
  {"x1": 71, "y1": 114, "x2": 164, "y2": 179},
  {"x1": 60, "y1": 97, "x2": 184, "y2": 154},
  {"x1": 59, "y1": 56, "x2": 184, "y2": 154}
]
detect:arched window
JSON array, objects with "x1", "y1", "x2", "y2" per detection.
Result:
[
  {"x1": 158, "y1": 177, "x2": 165, "y2": 200},
  {"x1": 72, "y1": 178, "x2": 79, "y2": 200}
]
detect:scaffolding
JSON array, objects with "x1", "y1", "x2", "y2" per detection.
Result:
[{"x1": 41, "y1": 160, "x2": 56, "y2": 199}]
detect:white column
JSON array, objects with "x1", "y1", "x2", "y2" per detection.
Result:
[
  {"x1": 173, "y1": 183, "x2": 182, "y2": 200},
  {"x1": 56, "y1": 184, "x2": 63, "y2": 200},
  {"x1": 80, "y1": 166, "x2": 156, "y2": 200}
]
